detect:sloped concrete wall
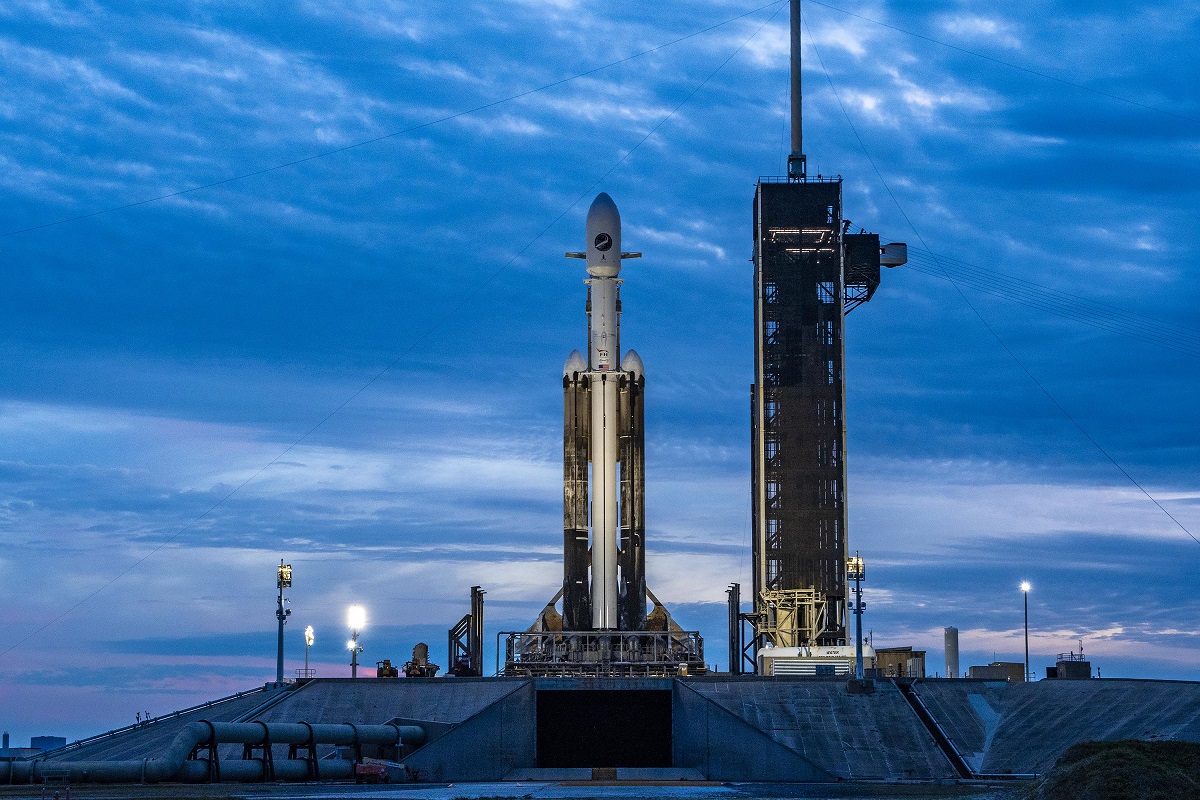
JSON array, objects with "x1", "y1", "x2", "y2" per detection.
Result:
[
  {"x1": 45, "y1": 675, "x2": 1200, "y2": 783},
  {"x1": 913, "y1": 678, "x2": 1200, "y2": 775},
  {"x1": 683, "y1": 677, "x2": 956, "y2": 780},
  {"x1": 401, "y1": 681, "x2": 536, "y2": 782},
  {"x1": 912, "y1": 680, "x2": 1008, "y2": 772},
  {"x1": 672, "y1": 682, "x2": 833, "y2": 781},
  {"x1": 254, "y1": 676, "x2": 523, "y2": 726},
  {"x1": 49, "y1": 688, "x2": 282, "y2": 762}
]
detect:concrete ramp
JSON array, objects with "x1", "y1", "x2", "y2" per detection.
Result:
[
  {"x1": 253, "y1": 676, "x2": 524, "y2": 725},
  {"x1": 913, "y1": 679, "x2": 1200, "y2": 775},
  {"x1": 985, "y1": 679, "x2": 1200, "y2": 774},
  {"x1": 911, "y1": 680, "x2": 1008, "y2": 772},
  {"x1": 672, "y1": 682, "x2": 834, "y2": 781},
  {"x1": 682, "y1": 678, "x2": 956, "y2": 780},
  {"x1": 47, "y1": 687, "x2": 284, "y2": 762},
  {"x1": 44, "y1": 675, "x2": 1199, "y2": 783}
]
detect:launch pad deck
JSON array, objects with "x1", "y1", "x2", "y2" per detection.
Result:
[{"x1": 31, "y1": 677, "x2": 1200, "y2": 784}]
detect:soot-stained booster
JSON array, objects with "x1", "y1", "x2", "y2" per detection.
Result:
[
  {"x1": 501, "y1": 192, "x2": 704, "y2": 676},
  {"x1": 563, "y1": 193, "x2": 646, "y2": 631}
]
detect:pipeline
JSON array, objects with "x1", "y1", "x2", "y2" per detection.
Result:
[{"x1": 4, "y1": 721, "x2": 424, "y2": 784}]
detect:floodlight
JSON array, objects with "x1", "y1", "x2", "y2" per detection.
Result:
[
  {"x1": 277, "y1": 563, "x2": 292, "y2": 589},
  {"x1": 347, "y1": 605, "x2": 366, "y2": 631},
  {"x1": 1020, "y1": 581, "x2": 1031, "y2": 593},
  {"x1": 846, "y1": 556, "x2": 865, "y2": 580},
  {"x1": 304, "y1": 625, "x2": 314, "y2": 647},
  {"x1": 347, "y1": 639, "x2": 356, "y2": 651}
]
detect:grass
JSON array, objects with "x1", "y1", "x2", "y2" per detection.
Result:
[{"x1": 1030, "y1": 740, "x2": 1200, "y2": 800}]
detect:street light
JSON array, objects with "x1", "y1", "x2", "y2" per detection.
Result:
[
  {"x1": 304, "y1": 625, "x2": 314, "y2": 678},
  {"x1": 847, "y1": 554, "x2": 866, "y2": 680},
  {"x1": 1020, "y1": 582, "x2": 1031, "y2": 681},
  {"x1": 347, "y1": 605, "x2": 365, "y2": 678},
  {"x1": 275, "y1": 561, "x2": 292, "y2": 685}
]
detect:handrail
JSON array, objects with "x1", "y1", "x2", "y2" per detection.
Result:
[
  {"x1": 896, "y1": 681, "x2": 974, "y2": 779},
  {"x1": 40, "y1": 685, "x2": 280, "y2": 757}
]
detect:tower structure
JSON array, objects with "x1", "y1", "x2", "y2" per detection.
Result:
[{"x1": 749, "y1": 0, "x2": 905, "y2": 652}]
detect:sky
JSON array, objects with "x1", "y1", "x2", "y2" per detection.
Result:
[{"x1": 1, "y1": 0, "x2": 1198, "y2": 744}]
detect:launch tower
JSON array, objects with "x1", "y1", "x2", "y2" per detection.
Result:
[{"x1": 748, "y1": 0, "x2": 905, "y2": 655}]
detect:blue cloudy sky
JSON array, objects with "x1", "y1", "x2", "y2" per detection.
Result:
[{"x1": 2, "y1": 0, "x2": 1198, "y2": 742}]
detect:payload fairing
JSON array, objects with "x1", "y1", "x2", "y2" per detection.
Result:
[{"x1": 562, "y1": 193, "x2": 646, "y2": 632}]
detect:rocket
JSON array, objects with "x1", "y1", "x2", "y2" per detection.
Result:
[{"x1": 562, "y1": 193, "x2": 646, "y2": 631}]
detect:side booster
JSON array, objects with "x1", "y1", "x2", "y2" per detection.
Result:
[{"x1": 563, "y1": 193, "x2": 646, "y2": 632}]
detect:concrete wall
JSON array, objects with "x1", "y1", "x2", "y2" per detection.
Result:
[
  {"x1": 401, "y1": 681, "x2": 536, "y2": 782},
  {"x1": 913, "y1": 678, "x2": 1200, "y2": 775},
  {"x1": 672, "y1": 681, "x2": 833, "y2": 781},
  {"x1": 682, "y1": 677, "x2": 955, "y2": 780},
  {"x1": 41, "y1": 676, "x2": 1200, "y2": 783},
  {"x1": 254, "y1": 676, "x2": 523, "y2": 726}
]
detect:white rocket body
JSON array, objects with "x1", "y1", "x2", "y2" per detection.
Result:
[{"x1": 584, "y1": 193, "x2": 622, "y2": 629}]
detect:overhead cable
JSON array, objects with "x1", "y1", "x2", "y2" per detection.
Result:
[
  {"x1": 804, "y1": 17, "x2": 1200, "y2": 547},
  {"x1": 0, "y1": 1, "x2": 788, "y2": 657},
  {"x1": 2, "y1": 0, "x2": 787, "y2": 239},
  {"x1": 900, "y1": 249, "x2": 1200, "y2": 358},
  {"x1": 805, "y1": 0, "x2": 1200, "y2": 127}
]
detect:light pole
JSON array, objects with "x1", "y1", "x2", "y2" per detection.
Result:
[
  {"x1": 276, "y1": 561, "x2": 292, "y2": 685},
  {"x1": 304, "y1": 625, "x2": 314, "y2": 678},
  {"x1": 1020, "y1": 582, "x2": 1031, "y2": 681},
  {"x1": 347, "y1": 605, "x2": 365, "y2": 678},
  {"x1": 847, "y1": 554, "x2": 866, "y2": 680}
]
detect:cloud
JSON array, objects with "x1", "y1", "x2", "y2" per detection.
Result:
[
  {"x1": 297, "y1": 0, "x2": 426, "y2": 41},
  {"x1": 627, "y1": 224, "x2": 728, "y2": 262},
  {"x1": 937, "y1": 14, "x2": 1022, "y2": 49}
]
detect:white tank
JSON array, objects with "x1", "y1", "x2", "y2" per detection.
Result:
[{"x1": 945, "y1": 627, "x2": 960, "y2": 678}]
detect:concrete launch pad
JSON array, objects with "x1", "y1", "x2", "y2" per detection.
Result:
[
  {"x1": 24, "y1": 676, "x2": 1200, "y2": 786},
  {"x1": 0, "y1": 779, "x2": 1023, "y2": 800}
]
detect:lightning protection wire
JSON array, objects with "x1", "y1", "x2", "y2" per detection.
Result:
[
  {"x1": 804, "y1": 18, "x2": 1200, "y2": 548},
  {"x1": 2, "y1": 0, "x2": 786, "y2": 239},
  {"x1": 899, "y1": 249, "x2": 1200, "y2": 359},
  {"x1": 804, "y1": 0, "x2": 1200, "y2": 127},
  {"x1": 1, "y1": 2, "x2": 789, "y2": 659}
]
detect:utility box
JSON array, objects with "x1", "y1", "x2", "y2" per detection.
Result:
[
  {"x1": 968, "y1": 662, "x2": 1025, "y2": 682},
  {"x1": 874, "y1": 646, "x2": 926, "y2": 678},
  {"x1": 1055, "y1": 652, "x2": 1092, "y2": 679}
]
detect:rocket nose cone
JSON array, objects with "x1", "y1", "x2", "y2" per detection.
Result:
[
  {"x1": 588, "y1": 192, "x2": 619, "y2": 222},
  {"x1": 621, "y1": 349, "x2": 644, "y2": 379},
  {"x1": 563, "y1": 349, "x2": 587, "y2": 376},
  {"x1": 586, "y1": 193, "x2": 621, "y2": 278}
]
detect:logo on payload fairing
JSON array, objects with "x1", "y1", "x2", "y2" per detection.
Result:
[{"x1": 594, "y1": 233, "x2": 612, "y2": 251}]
